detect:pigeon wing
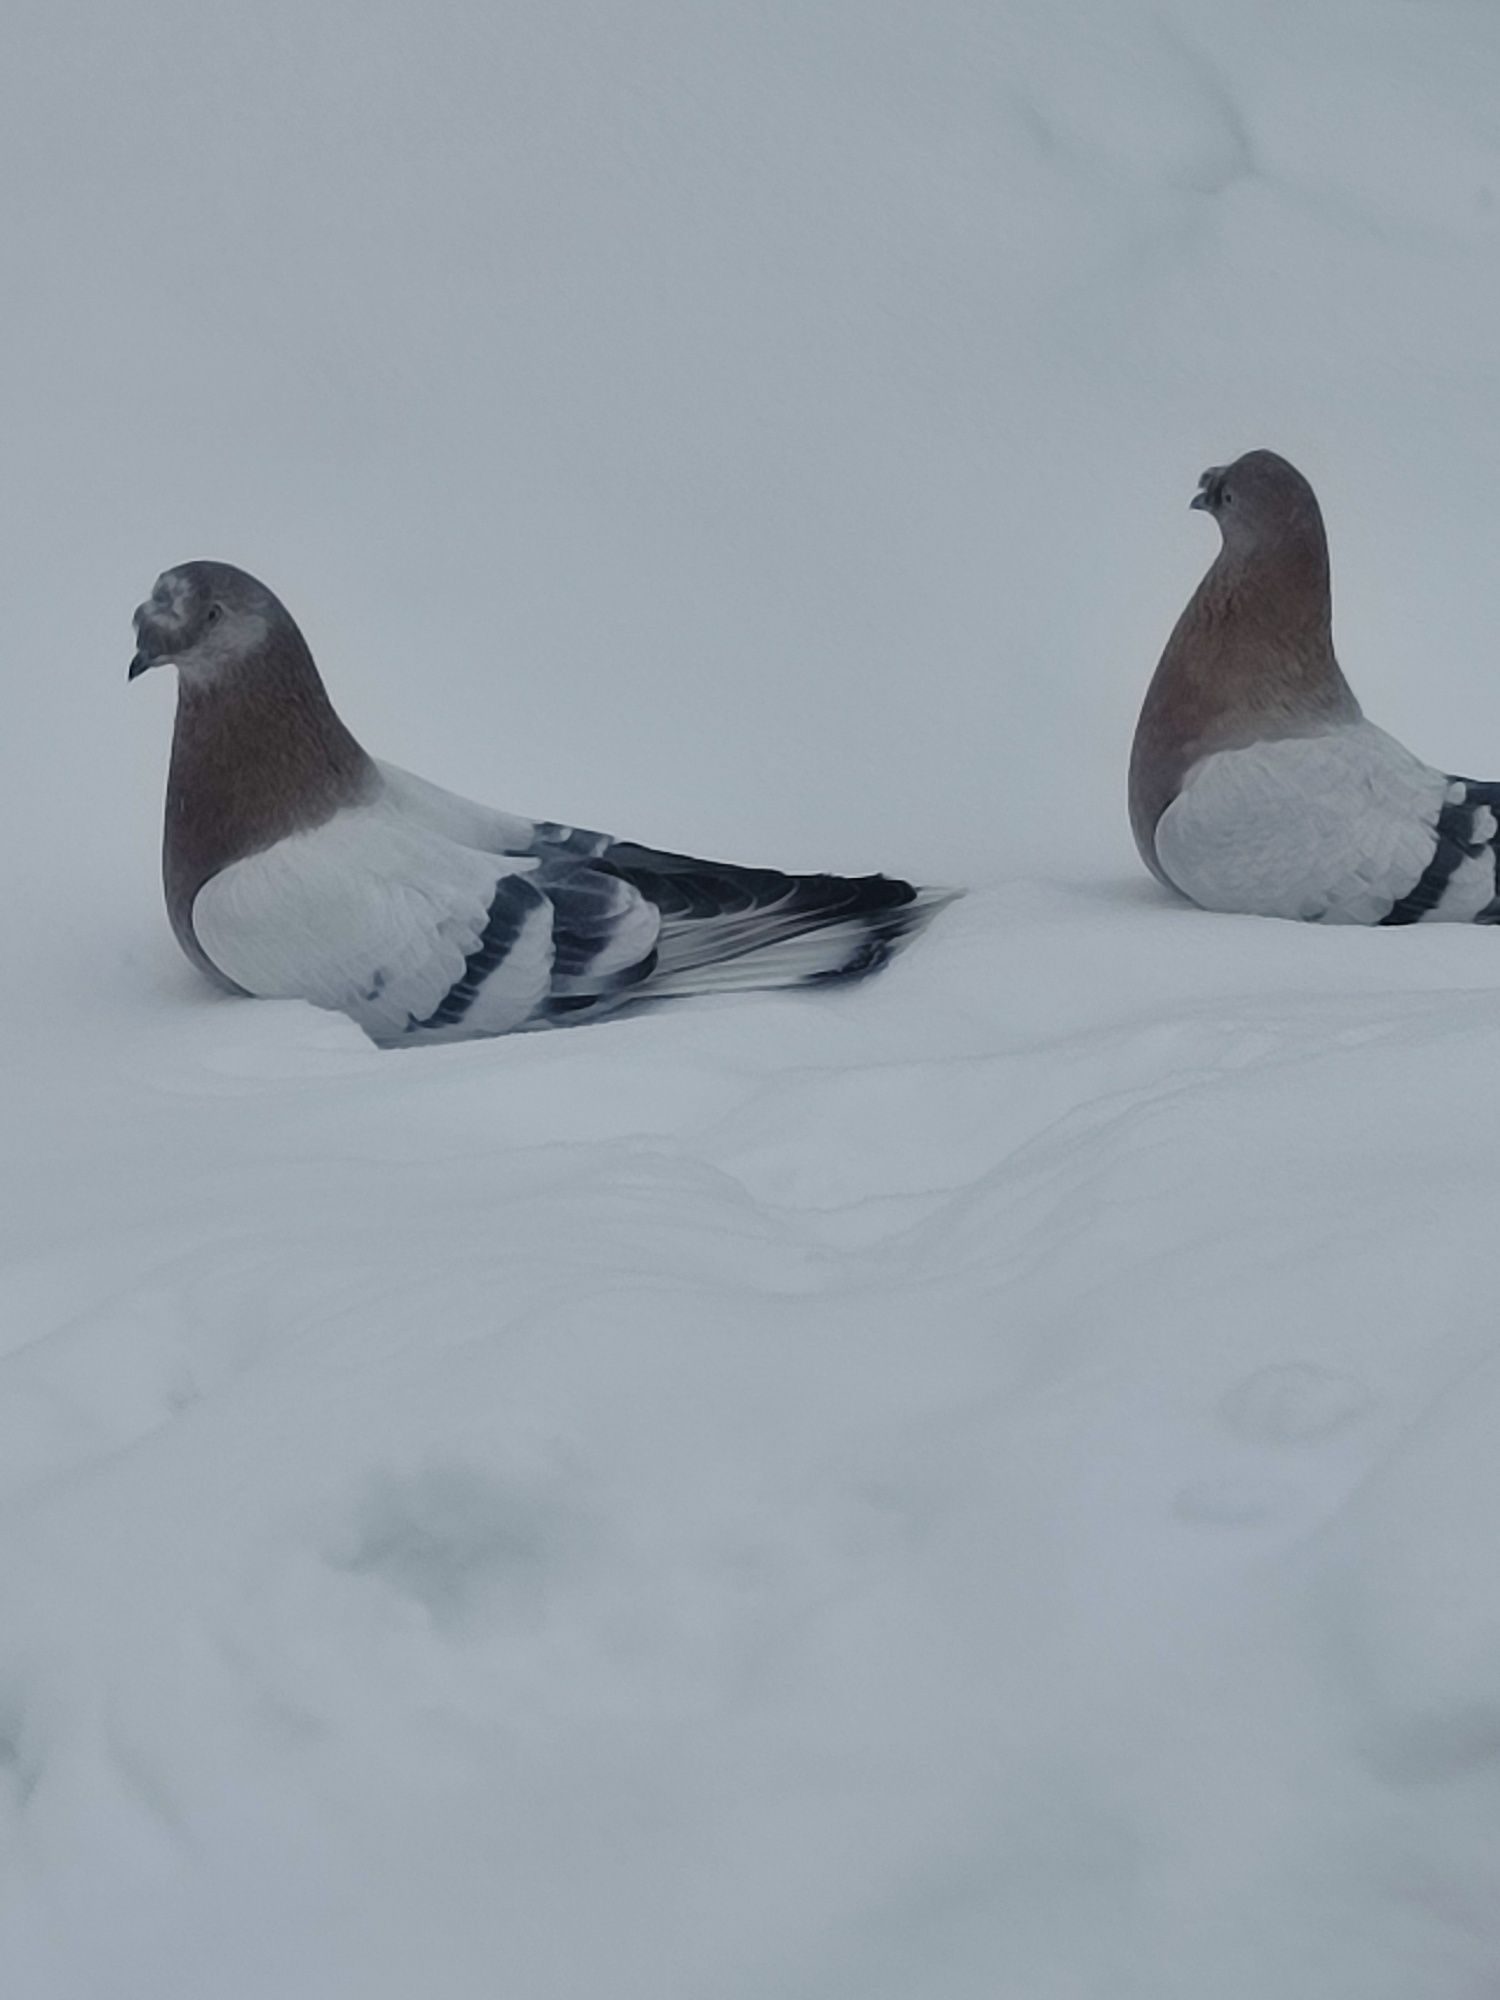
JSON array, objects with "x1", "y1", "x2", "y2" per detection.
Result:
[{"x1": 1155, "y1": 723, "x2": 1497, "y2": 924}]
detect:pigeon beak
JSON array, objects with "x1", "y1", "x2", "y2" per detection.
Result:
[
  {"x1": 1190, "y1": 466, "x2": 1225, "y2": 512},
  {"x1": 130, "y1": 600, "x2": 170, "y2": 680}
]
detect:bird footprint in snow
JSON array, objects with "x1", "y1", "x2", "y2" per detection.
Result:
[
  {"x1": 325, "y1": 1462, "x2": 574, "y2": 1634},
  {"x1": 1219, "y1": 1363, "x2": 1373, "y2": 1446}
]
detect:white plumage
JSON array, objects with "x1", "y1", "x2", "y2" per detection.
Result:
[{"x1": 1155, "y1": 724, "x2": 1499, "y2": 926}]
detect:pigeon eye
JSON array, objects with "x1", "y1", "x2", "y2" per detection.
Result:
[
  {"x1": 1221, "y1": 490, "x2": 1233, "y2": 505},
  {"x1": 206, "y1": 604, "x2": 223, "y2": 625}
]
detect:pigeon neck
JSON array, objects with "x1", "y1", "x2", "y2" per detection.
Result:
[
  {"x1": 163, "y1": 628, "x2": 376, "y2": 981},
  {"x1": 1128, "y1": 523, "x2": 1361, "y2": 882}
]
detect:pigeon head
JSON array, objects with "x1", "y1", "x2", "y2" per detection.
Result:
[
  {"x1": 1188, "y1": 450, "x2": 1324, "y2": 555},
  {"x1": 129, "y1": 562, "x2": 284, "y2": 682}
]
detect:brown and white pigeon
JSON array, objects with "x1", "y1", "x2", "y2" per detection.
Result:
[
  {"x1": 131, "y1": 562, "x2": 954, "y2": 1044},
  {"x1": 1129, "y1": 449, "x2": 1500, "y2": 925}
]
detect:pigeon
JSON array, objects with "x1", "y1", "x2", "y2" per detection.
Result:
[
  {"x1": 130, "y1": 563, "x2": 954, "y2": 1044},
  {"x1": 1129, "y1": 449, "x2": 1500, "y2": 925}
]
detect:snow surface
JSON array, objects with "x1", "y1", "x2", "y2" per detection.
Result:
[{"x1": 5, "y1": 2, "x2": 1500, "y2": 1994}]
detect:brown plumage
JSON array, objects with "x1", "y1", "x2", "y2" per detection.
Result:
[
  {"x1": 1129, "y1": 450, "x2": 1361, "y2": 885},
  {"x1": 133, "y1": 563, "x2": 376, "y2": 986}
]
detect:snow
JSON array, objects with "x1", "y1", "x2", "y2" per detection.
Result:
[{"x1": 5, "y1": 1, "x2": 1500, "y2": 1994}]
